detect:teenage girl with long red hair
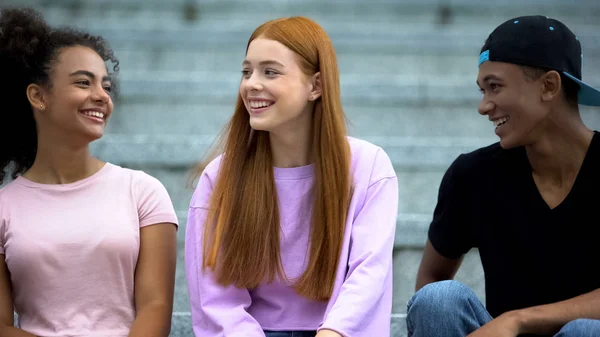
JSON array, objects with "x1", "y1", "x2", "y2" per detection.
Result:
[{"x1": 185, "y1": 17, "x2": 398, "y2": 337}]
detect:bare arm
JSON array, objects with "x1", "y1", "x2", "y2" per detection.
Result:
[
  {"x1": 0, "y1": 256, "x2": 36, "y2": 337},
  {"x1": 415, "y1": 240, "x2": 464, "y2": 291},
  {"x1": 515, "y1": 288, "x2": 600, "y2": 335},
  {"x1": 467, "y1": 288, "x2": 600, "y2": 336},
  {"x1": 128, "y1": 223, "x2": 177, "y2": 337}
]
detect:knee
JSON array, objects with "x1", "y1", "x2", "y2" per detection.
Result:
[
  {"x1": 556, "y1": 319, "x2": 600, "y2": 337},
  {"x1": 407, "y1": 280, "x2": 475, "y2": 319}
]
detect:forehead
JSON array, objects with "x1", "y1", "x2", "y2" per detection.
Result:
[
  {"x1": 52, "y1": 45, "x2": 109, "y2": 78},
  {"x1": 245, "y1": 38, "x2": 297, "y2": 65},
  {"x1": 477, "y1": 61, "x2": 524, "y2": 84}
]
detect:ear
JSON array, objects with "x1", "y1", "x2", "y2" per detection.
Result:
[
  {"x1": 540, "y1": 70, "x2": 561, "y2": 102},
  {"x1": 26, "y1": 83, "x2": 47, "y2": 111},
  {"x1": 308, "y1": 72, "x2": 322, "y2": 101}
]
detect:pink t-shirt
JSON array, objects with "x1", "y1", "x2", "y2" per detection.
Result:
[{"x1": 0, "y1": 163, "x2": 178, "y2": 337}]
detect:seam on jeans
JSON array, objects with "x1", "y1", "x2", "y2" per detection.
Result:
[{"x1": 406, "y1": 298, "x2": 414, "y2": 336}]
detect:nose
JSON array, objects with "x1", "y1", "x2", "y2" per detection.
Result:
[
  {"x1": 478, "y1": 97, "x2": 494, "y2": 116},
  {"x1": 92, "y1": 85, "x2": 111, "y2": 104},
  {"x1": 244, "y1": 72, "x2": 263, "y2": 92}
]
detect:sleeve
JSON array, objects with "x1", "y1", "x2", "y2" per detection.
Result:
[
  {"x1": 135, "y1": 172, "x2": 179, "y2": 228},
  {"x1": 319, "y1": 149, "x2": 398, "y2": 337},
  {"x1": 0, "y1": 217, "x2": 4, "y2": 255},
  {"x1": 185, "y1": 170, "x2": 265, "y2": 337},
  {"x1": 0, "y1": 192, "x2": 6, "y2": 255},
  {"x1": 428, "y1": 154, "x2": 474, "y2": 259}
]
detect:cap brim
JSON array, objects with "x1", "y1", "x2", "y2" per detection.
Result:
[{"x1": 563, "y1": 72, "x2": 600, "y2": 107}]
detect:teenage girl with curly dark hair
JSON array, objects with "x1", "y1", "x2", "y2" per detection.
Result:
[{"x1": 0, "y1": 8, "x2": 178, "y2": 337}]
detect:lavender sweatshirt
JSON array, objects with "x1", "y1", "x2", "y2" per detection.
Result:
[{"x1": 185, "y1": 137, "x2": 398, "y2": 337}]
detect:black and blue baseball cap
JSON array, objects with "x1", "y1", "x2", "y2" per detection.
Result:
[{"x1": 478, "y1": 15, "x2": 600, "y2": 107}]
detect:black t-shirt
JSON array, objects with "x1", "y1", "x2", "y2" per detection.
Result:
[{"x1": 429, "y1": 131, "x2": 600, "y2": 319}]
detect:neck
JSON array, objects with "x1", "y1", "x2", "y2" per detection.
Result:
[
  {"x1": 269, "y1": 114, "x2": 313, "y2": 168},
  {"x1": 24, "y1": 133, "x2": 104, "y2": 184},
  {"x1": 526, "y1": 108, "x2": 593, "y2": 185}
]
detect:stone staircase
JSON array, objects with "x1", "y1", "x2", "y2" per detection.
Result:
[{"x1": 3, "y1": 0, "x2": 600, "y2": 336}]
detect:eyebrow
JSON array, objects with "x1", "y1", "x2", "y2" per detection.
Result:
[
  {"x1": 476, "y1": 74, "x2": 501, "y2": 87},
  {"x1": 242, "y1": 60, "x2": 285, "y2": 67},
  {"x1": 69, "y1": 70, "x2": 112, "y2": 82}
]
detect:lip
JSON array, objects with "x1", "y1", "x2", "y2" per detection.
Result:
[
  {"x1": 246, "y1": 99, "x2": 275, "y2": 114},
  {"x1": 489, "y1": 115, "x2": 508, "y2": 122},
  {"x1": 492, "y1": 115, "x2": 510, "y2": 136},
  {"x1": 79, "y1": 108, "x2": 107, "y2": 124}
]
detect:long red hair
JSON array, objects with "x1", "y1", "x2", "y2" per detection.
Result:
[{"x1": 198, "y1": 17, "x2": 351, "y2": 301}]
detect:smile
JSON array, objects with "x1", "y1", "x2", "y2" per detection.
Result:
[
  {"x1": 492, "y1": 116, "x2": 509, "y2": 127},
  {"x1": 79, "y1": 110, "x2": 106, "y2": 122},
  {"x1": 249, "y1": 100, "x2": 274, "y2": 109}
]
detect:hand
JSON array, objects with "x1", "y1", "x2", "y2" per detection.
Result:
[
  {"x1": 466, "y1": 311, "x2": 521, "y2": 337},
  {"x1": 315, "y1": 329, "x2": 343, "y2": 337}
]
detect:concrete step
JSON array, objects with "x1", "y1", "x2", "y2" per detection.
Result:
[
  {"x1": 111, "y1": 73, "x2": 600, "y2": 105},
  {"x1": 114, "y1": 50, "x2": 600, "y2": 78},
  {"x1": 30, "y1": 18, "x2": 600, "y2": 48},
  {"x1": 8, "y1": 0, "x2": 600, "y2": 11},
  {"x1": 107, "y1": 104, "x2": 495, "y2": 138},
  {"x1": 9, "y1": 0, "x2": 600, "y2": 31},
  {"x1": 132, "y1": 165, "x2": 443, "y2": 235},
  {"x1": 168, "y1": 313, "x2": 410, "y2": 337},
  {"x1": 106, "y1": 101, "x2": 600, "y2": 139},
  {"x1": 136, "y1": 165, "x2": 486, "y2": 316},
  {"x1": 5, "y1": 4, "x2": 600, "y2": 54},
  {"x1": 167, "y1": 247, "x2": 484, "y2": 334},
  {"x1": 40, "y1": 26, "x2": 600, "y2": 56},
  {"x1": 170, "y1": 247, "x2": 483, "y2": 337},
  {"x1": 129, "y1": 165, "x2": 440, "y2": 245},
  {"x1": 393, "y1": 249, "x2": 485, "y2": 315},
  {"x1": 12, "y1": 313, "x2": 409, "y2": 336},
  {"x1": 136, "y1": 163, "x2": 485, "y2": 317},
  {"x1": 168, "y1": 314, "x2": 409, "y2": 337},
  {"x1": 169, "y1": 214, "x2": 484, "y2": 311},
  {"x1": 170, "y1": 221, "x2": 457, "y2": 312},
  {"x1": 92, "y1": 135, "x2": 495, "y2": 169}
]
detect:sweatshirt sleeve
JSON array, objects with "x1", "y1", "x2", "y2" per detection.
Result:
[
  {"x1": 319, "y1": 148, "x2": 398, "y2": 337},
  {"x1": 185, "y1": 167, "x2": 265, "y2": 337}
]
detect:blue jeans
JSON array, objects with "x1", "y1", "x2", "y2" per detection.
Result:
[
  {"x1": 264, "y1": 330, "x2": 316, "y2": 337},
  {"x1": 406, "y1": 280, "x2": 600, "y2": 337}
]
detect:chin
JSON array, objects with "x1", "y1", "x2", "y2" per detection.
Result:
[
  {"x1": 499, "y1": 139, "x2": 516, "y2": 149},
  {"x1": 249, "y1": 119, "x2": 272, "y2": 132},
  {"x1": 498, "y1": 135, "x2": 527, "y2": 149},
  {"x1": 81, "y1": 129, "x2": 105, "y2": 143}
]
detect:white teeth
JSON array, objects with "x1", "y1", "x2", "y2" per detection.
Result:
[
  {"x1": 82, "y1": 111, "x2": 105, "y2": 119},
  {"x1": 249, "y1": 101, "x2": 272, "y2": 109},
  {"x1": 493, "y1": 116, "x2": 509, "y2": 127}
]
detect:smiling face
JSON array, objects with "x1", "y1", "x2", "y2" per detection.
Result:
[
  {"x1": 477, "y1": 61, "x2": 552, "y2": 149},
  {"x1": 239, "y1": 38, "x2": 319, "y2": 135},
  {"x1": 36, "y1": 45, "x2": 113, "y2": 143}
]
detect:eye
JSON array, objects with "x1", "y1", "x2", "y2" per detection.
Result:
[
  {"x1": 241, "y1": 69, "x2": 251, "y2": 79},
  {"x1": 76, "y1": 80, "x2": 90, "y2": 86},
  {"x1": 103, "y1": 85, "x2": 112, "y2": 93},
  {"x1": 490, "y1": 83, "x2": 500, "y2": 91},
  {"x1": 265, "y1": 69, "x2": 279, "y2": 76}
]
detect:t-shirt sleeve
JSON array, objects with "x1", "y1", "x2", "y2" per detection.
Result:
[
  {"x1": 0, "y1": 192, "x2": 5, "y2": 255},
  {"x1": 134, "y1": 172, "x2": 179, "y2": 228},
  {"x1": 428, "y1": 154, "x2": 474, "y2": 259},
  {"x1": 0, "y1": 217, "x2": 4, "y2": 255}
]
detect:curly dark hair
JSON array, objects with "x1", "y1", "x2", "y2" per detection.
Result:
[{"x1": 0, "y1": 7, "x2": 120, "y2": 184}]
